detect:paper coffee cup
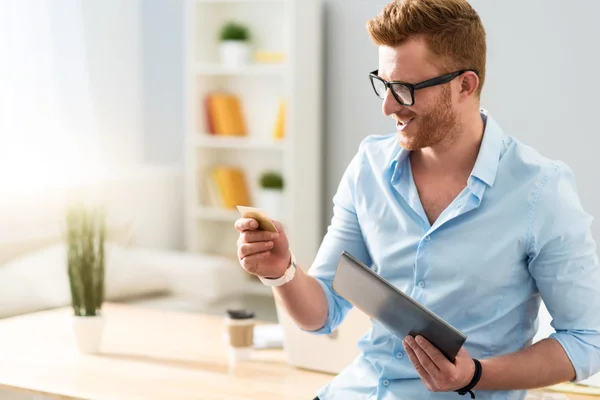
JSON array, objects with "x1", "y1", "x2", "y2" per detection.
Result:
[{"x1": 225, "y1": 309, "x2": 255, "y2": 363}]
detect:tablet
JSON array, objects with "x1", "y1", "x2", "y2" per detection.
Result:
[{"x1": 332, "y1": 251, "x2": 467, "y2": 362}]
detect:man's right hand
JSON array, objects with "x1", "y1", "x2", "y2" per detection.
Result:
[
  {"x1": 235, "y1": 217, "x2": 329, "y2": 332},
  {"x1": 234, "y1": 218, "x2": 291, "y2": 279}
]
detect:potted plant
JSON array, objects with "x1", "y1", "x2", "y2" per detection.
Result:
[
  {"x1": 66, "y1": 204, "x2": 106, "y2": 353},
  {"x1": 219, "y1": 21, "x2": 251, "y2": 67},
  {"x1": 257, "y1": 171, "x2": 284, "y2": 220}
]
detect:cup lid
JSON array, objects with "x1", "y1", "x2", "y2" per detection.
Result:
[{"x1": 226, "y1": 309, "x2": 255, "y2": 320}]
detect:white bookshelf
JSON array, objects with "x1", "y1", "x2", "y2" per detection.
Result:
[
  {"x1": 196, "y1": 63, "x2": 287, "y2": 76},
  {"x1": 183, "y1": 0, "x2": 323, "y2": 296},
  {"x1": 194, "y1": 135, "x2": 285, "y2": 150}
]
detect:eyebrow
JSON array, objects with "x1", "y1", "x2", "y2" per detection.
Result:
[{"x1": 382, "y1": 73, "x2": 411, "y2": 84}]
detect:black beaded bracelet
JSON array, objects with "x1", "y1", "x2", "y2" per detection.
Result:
[{"x1": 455, "y1": 359, "x2": 482, "y2": 399}]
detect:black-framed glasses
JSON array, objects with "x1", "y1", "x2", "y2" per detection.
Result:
[{"x1": 369, "y1": 69, "x2": 478, "y2": 106}]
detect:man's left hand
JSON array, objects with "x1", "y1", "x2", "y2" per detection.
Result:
[{"x1": 403, "y1": 335, "x2": 475, "y2": 392}]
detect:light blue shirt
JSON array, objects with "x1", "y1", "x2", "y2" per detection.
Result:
[{"x1": 308, "y1": 109, "x2": 600, "y2": 400}]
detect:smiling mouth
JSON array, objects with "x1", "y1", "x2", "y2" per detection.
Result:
[{"x1": 396, "y1": 118, "x2": 414, "y2": 131}]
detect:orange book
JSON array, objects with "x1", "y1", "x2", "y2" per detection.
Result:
[
  {"x1": 228, "y1": 95, "x2": 247, "y2": 136},
  {"x1": 212, "y1": 166, "x2": 251, "y2": 208},
  {"x1": 209, "y1": 94, "x2": 229, "y2": 134},
  {"x1": 207, "y1": 93, "x2": 247, "y2": 136}
]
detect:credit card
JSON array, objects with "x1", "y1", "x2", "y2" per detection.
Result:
[{"x1": 236, "y1": 206, "x2": 279, "y2": 233}]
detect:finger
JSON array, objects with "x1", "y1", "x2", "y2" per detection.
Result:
[
  {"x1": 404, "y1": 336, "x2": 440, "y2": 380},
  {"x1": 240, "y1": 251, "x2": 271, "y2": 274},
  {"x1": 234, "y1": 218, "x2": 259, "y2": 232},
  {"x1": 238, "y1": 241, "x2": 274, "y2": 259},
  {"x1": 415, "y1": 335, "x2": 453, "y2": 373},
  {"x1": 403, "y1": 339, "x2": 432, "y2": 382},
  {"x1": 271, "y1": 220, "x2": 284, "y2": 232},
  {"x1": 238, "y1": 230, "x2": 279, "y2": 245}
]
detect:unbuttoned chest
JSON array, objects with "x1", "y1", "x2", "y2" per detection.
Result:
[{"x1": 415, "y1": 181, "x2": 467, "y2": 225}]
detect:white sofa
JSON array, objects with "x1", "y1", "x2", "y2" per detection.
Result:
[
  {"x1": 0, "y1": 241, "x2": 248, "y2": 320},
  {"x1": 0, "y1": 166, "x2": 253, "y2": 319}
]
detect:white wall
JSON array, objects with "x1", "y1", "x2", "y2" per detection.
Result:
[
  {"x1": 81, "y1": 1, "x2": 184, "y2": 250},
  {"x1": 474, "y1": 0, "x2": 600, "y2": 243},
  {"x1": 321, "y1": 1, "x2": 390, "y2": 231},
  {"x1": 141, "y1": 0, "x2": 184, "y2": 166},
  {"x1": 81, "y1": 0, "x2": 143, "y2": 166}
]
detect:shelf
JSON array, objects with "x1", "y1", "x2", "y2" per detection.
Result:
[
  {"x1": 195, "y1": 207, "x2": 239, "y2": 221},
  {"x1": 196, "y1": 63, "x2": 287, "y2": 76},
  {"x1": 195, "y1": 135, "x2": 285, "y2": 150},
  {"x1": 184, "y1": 0, "x2": 323, "y2": 272}
]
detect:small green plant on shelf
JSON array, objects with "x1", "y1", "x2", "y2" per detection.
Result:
[
  {"x1": 259, "y1": 171, "x2": 284, "y2": 190},
  {"x1": 219, "y1": 21, "x2": 252, "y2": 66},
  {"x1": 65, "y1": 204, "x2": 106, "y2": 317},
  {"x1": 219, "y1": 21, "x2": 250, "y2": 42}
]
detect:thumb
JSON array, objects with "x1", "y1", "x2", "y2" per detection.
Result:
[{"x1": 454, "y1": 346, "x2": 473, "y2": 366}]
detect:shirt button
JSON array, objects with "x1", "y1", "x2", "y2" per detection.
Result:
[
  {"x1": 383, "y1": 379, "x2": 390, "y2": 386},
  {"x1": 396, "y1": 352, "x2": 404, "y2": 359},
  {"x1": 425, "y1": 235, "x2": 431, "y2": 241},
  {"x1": 418, "y1": 281, "x2": 425, "y2": 288}
]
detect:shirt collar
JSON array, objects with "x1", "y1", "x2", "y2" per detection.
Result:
[
  {"x1": 470, "y1": 108, "x2": 503, "y2": 187},
  {"x1": 388, "y1": 108, "x2": 504, "y2": 188}
]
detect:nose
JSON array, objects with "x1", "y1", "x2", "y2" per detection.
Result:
[{"x1": 382, "y1": 89, "x2": 404, "y2": 117}]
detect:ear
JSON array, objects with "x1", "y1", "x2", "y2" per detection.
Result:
[{"x1": 458, "y1": 71, "x2": 479, "y2": 100}]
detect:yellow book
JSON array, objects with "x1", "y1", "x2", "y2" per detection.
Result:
[
  {"x1": 208, "y1": 94, "x2": 229, "y2": 135},
  {"x1": 273, "y1": 99, "x2": 286, "y2": 139},
  {"x1": 255, "y1": 51, "x2": 286, "y2": 64},
  {"x1": 212, "y1": 166, "x2": 251, "y2": 209},
  {"x1": 226, "y1": 95, "x2": 247, "y2": 136},
  {"x1": 208, "y1": 93, "x2": 247, "y2": 136}
]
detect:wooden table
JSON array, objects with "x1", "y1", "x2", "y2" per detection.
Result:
[{"x1": 0, "y1": 303, "x2": 596, "y2": 400}]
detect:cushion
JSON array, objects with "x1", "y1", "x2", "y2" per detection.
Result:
[
  {"x1": 0, "y1": 243, "x2": 169, "y2": 318},
  {"x1": 0, "y1": 244, "x2": 70, "y2": 318},
  {"x1": 115, "y1": 248, "x2": 246, "y2": 302},
  {"x1": 103, "y1": 245, "x2": 171, "y2": 301}
]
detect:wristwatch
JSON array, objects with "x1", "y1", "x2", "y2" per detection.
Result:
[{"x1": 259, "y1": 250, "x2": 297, "y2": 287}]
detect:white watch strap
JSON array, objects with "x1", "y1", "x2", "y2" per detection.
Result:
[{"x1": 259, "y1": 251, "x2": 297, "y2": 287}]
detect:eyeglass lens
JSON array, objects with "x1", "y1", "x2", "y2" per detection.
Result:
[{"x1": 372, "y1": 78, "x2": 412, "y2": 105}]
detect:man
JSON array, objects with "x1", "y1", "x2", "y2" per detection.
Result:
[{"x1": 234, "y1": 0, "x2": 600, "y2": 399}]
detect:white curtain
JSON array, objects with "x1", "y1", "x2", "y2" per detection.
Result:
[{"x1": 0, "y1": 0, "x2": 104, "y2": 194}]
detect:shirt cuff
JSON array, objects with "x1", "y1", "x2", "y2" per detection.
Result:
[
  {"x1": 300, "y1": 277, "x2": 339, "y2": 335},
  {"x1": 550, "y1": 330, "x2": 600, "y2": 382}
]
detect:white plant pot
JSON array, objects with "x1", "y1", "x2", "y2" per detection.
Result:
[
  {"x1": 72, "y1": 315, "x2": 105, "y2": 354},
  {"x1": 257, "y1": 189, "x2": 284, "y2": 221},
  {"x1": 220, "y1": 40, "x2": 251, "y2": 67}
]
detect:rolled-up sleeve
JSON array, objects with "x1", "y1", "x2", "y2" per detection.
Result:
[
  {"x1": 528, "y1": 162, "x2": 600, "y2": 381},
  {"x1": 304, "y1": 143, "x2": 373, "y2": 335}
]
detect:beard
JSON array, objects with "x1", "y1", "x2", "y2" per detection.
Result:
[{"x1": 395, "y1": 86, "x2": 460, "y2": 151}]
